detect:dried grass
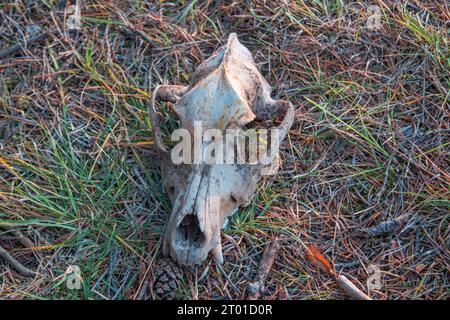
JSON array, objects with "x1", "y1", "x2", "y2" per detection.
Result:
[{"x1": 0, "y1": 0, "x2": 448, "y2": 299}]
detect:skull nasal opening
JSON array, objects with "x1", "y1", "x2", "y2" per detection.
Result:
[{"x1": 177, "y1": 215, "x2": 205, "y2": 247}]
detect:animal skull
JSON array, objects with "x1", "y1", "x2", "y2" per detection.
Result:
[{"x1": 150, "y1": 34, "x2": 294, "y2": 266}]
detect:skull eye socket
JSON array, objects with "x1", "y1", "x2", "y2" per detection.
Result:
[{"x1": 168, "y1": 186, "x2": 175, "y2": 194}]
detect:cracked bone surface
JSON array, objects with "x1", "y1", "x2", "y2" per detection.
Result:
[{"x1": 151, "y1": 33, "x2": 294, "y2": 266}]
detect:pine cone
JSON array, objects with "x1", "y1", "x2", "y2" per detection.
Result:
[{"x1": 153, "y1": 258, "x2": 183, "y2": 299}]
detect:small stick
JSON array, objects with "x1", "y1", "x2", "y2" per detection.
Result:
[
  {"x1": 1, "y1": 226, "x2": 42, "y2": 261},
  {"x1": 305, "y1": 243, "x2": 374, "y2": 300},
  {"x1": 246, "y1": 237, "x2": 281, "y2": 300},
  {"x1": 2, "y1": 225, "x2": 35, "y2": 249},
  {"x1": 335, "y1": 274, "x2": 372, "y2": 300},
  {"x1": 0, "y1": 32, "x2": 50, "y2": 60},
  {"x1": 116, "y1": 10, "x2": 158, "y2": 47},
  {"x1": 354, "y1": 213, "x2": 409, "y2": 237},
  {"x1": 0, "y1": 245, "x2": 35, "y2": 276}
]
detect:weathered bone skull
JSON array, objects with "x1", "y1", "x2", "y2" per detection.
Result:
[{"x1": 150, "y1": 34, "x2": 294, "y2": 266}]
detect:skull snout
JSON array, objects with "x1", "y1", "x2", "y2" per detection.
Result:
[
  {"x1": 176, "y1": 214, "x2": 206, "y2": 248},
  {"x1": 161, "y1": 165, "x2": 257, "y2": 266},
  {"x1": 165, "y1": 204, "x2": 220, "y2": 266},
  {"x1": 163, "y1": 171, "x2": 224, "y2": 266}
]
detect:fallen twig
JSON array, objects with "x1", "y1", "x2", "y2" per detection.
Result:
[
  {"x1": 246, "y1": 237, "x2": 281, "y2": 300},
  {"x1": 1, "y1": 225, "x2": 42, "y2": 261},
  {"x1": 2, "y1": 225, "x2": 34, "y2": 249},
  {"x1": 355, "y1": 214, "x2": 410, "y2": 237},
  {"x1": 0, "y1": 245, "x2": 35, "y2": 276},
  {"x1": 116, "y1": 10, "x2": 158, "y2": 47},
  {"x1": 0, "y1": 31, "x2": 51, "y2": 60},
  {"x1": 335, "y1": 275, "x2": 371, "y2": 300},
  {"x1": 305, "y1": 244, "x2": 374, "y2": 300}
]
